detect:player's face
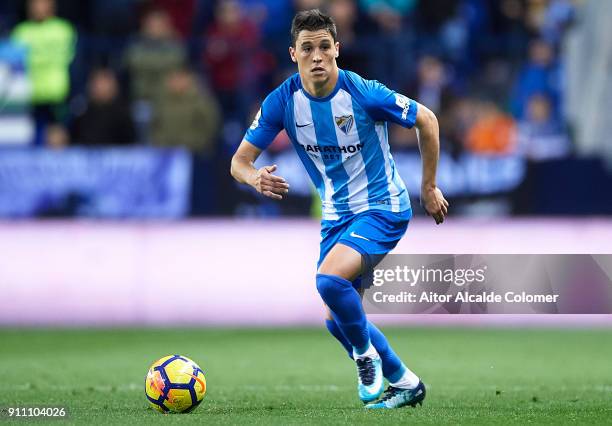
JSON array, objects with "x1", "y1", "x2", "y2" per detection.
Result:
[{"x1": 290, "y1": 30, "x2": 339, "y2": 87}]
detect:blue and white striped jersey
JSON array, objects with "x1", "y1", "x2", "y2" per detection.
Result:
[{"x1": 244, "y1": 69, "x2": 418, "y2": 220}]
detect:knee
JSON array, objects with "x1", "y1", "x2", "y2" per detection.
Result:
[
  {"x1": 316, "y1": 274, "x2": 336, "y2": 300},
  {"x1": 316, "y1": 273, "x2": 351, "y2": 301}
]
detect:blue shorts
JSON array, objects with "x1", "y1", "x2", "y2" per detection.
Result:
[{"x1": 317, "y1": 208, "x2": 412, "y2": 270}]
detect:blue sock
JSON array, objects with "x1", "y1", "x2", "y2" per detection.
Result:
[
  {"x1": 316, "y1": 274, "x2": 370, "y2": 353},
  {"x1": 325, "y1": 318, "x2": 406, "y2": 380},
  {"x1": 325, "y1": 319, "x2": 353, "y2": 358},
  {"x1": 368, "y1": 322, "x2": 406, "y2": 380}
]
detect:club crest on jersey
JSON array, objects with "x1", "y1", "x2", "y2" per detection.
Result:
[{"x1": 335, "y1": 115, "x2": 354, "y2": 135}]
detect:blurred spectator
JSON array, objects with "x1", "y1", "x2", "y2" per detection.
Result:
[
  {"x1": 191, "y1": 0, "x2": 217, "y2": 41},
  {"x1": 124, "y1": 8, "x2": 186, "y2": 103},
  {"x1": 151, "y1": 67, "x2": 221, "y2": 157},
  {"x1": 87, "y1": 0, "x2": 139, "y2": 67},
  {"x1": 465, "y1": 100, "x2": 517, "y2": 155},
  {"x1": 11, "y1": 0, "x2": 76, "y2": 145},
  {"x1": 204, "y1": 0, "x2": 267, "y2": 123},
  {"x1": 361, "y1": 0, "x2": 417, "y2": 33},
  {"x1": 540, "y1": 0, "x2": 575, "y2": 46},
  {"x1": 329, "y1": 0, "x2": 368, "y2": 75},
  {"x1": 404, "y1": 55, "x2": 462, "y2": 156},
  {"x1": 329, "y1": 0, "x2": 357, "y2": 43},
  {"x1": 476, "y1": 59, "x2": 514, "y2": 105},
  {"x1": 358, "y1": 0, "x2": 416, "y2": 87},
  {"x1": 124, "y1": 8, "x2": 186, "y2": 143},
  {"x1": 443, "y1": 96, "x2": 479, "y2": 157},
  {"x1": 295, "y1": 0, "x2": 327, "y2": 11},
  {"x1": 524, "y1": 0, "x2": 548, "y2": 34},
  {"x1": 238, "y1": 0, "x2": 293, "y2": 40},
  {"x1": 72, "y1": 68, "x2": 136, "y2": 146},
  {"x1": 410, "y1": 55, "x2": 453, "y2": 115},
  {"x1": 235, "y1": 0, "x2": 296, "y2": 73},
  {"x1": 492, "y1": 0, "x2": 531, "y2": 61},
  {"x1": 517, "y1": 93, "x2": 570, "y2": 161},
  {"x1": 46, "y1": 123, "x2": 69, "y2": 149},
  {"x1": 150, "y1": 0, "x2": 196, "y2": 40},
  {"x1": 510, "y1": 38, "x2": 562, "y2": 120}
]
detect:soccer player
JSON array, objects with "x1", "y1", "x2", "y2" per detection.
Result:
[{"x1": 231, "y1": 9, "x2": 448, "y2": 409}]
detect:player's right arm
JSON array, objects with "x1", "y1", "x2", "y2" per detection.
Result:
[
  {"x1": 230, "y1": 88, "x2": 290, "y2": 200},
  {"x1": 230, "y1": 141, "x2": 289, "y2": 200}
]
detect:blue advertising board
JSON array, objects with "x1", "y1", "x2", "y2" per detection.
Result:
[{"x1": 0, "y1": 147, "x2": 192, "y2": 218}]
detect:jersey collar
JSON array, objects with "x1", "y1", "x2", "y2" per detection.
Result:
[{"x1": 299, "y1": 69, "x2": 344, "y2": 103}]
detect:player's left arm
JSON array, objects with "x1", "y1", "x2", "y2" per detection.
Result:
[
  {"x1": 348, "y1": 73, "x2": 449, "y2": 223},
  {"x1": 414, "y1": 103, "x2": 449, "y2": 225}
]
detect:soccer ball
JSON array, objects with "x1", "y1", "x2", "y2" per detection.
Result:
[{"x1": 145, "y1": 354, "x2": 207, "y2": 413}]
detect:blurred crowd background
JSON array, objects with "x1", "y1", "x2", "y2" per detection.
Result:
[{"x1": 0, "y1": 0, "x2": 610, "y2": 218}]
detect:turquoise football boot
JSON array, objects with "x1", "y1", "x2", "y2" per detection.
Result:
[
  {"x1": 355, "y1": 356, "x2": 384, "y2": 403},
  {"x1": 365, "y1": 381, "x2": 426, "y2": 409}
]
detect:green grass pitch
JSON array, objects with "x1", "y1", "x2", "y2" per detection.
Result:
[{"x1": 1, "y1": 327, "x2": 611, "y2": 425}]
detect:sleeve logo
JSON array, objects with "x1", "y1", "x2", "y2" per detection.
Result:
[
  {"x1": 394, "y1": 94, "x2": 410, "y2": 120},
  {"x1": 249, "y1": 108, "x2": 262, "y2": 130}
]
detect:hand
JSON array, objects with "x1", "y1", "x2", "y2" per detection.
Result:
[
  {"x1": 250, "y1": 164, "x2": 290, "y2": 200},
  {"x1": 420, "y1": 185, "x2": 449, "y2": 225}
]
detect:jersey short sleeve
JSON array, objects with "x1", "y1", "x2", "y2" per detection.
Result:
[
  {"x1": 344, "y1": 71, "x2": 418, "y2": 129},
  {"x1": 243, "y1": 88, "x2": 285, "y2": 150}
]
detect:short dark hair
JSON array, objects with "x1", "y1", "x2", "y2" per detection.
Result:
[{"x1": 290, "y1": 9, "x2": 337, "y2": 47}]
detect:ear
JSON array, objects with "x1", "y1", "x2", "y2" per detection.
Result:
[
  {"x1": 335, "y1": 41, "x2": 340, "y2": 58},
  {"x1": 289, "y1": 46, "x2": 297, "y2": 63}
]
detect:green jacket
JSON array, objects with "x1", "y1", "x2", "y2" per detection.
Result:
[
  {"x1": 151, "y1": 85, "x2": 221, "y2": 156},
  {"x1": 124, "y1": 39, "x2": 186, "y2": 102},
  {"x1": 11, "y1": 17, "x2": 75, "y2": 104}
]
